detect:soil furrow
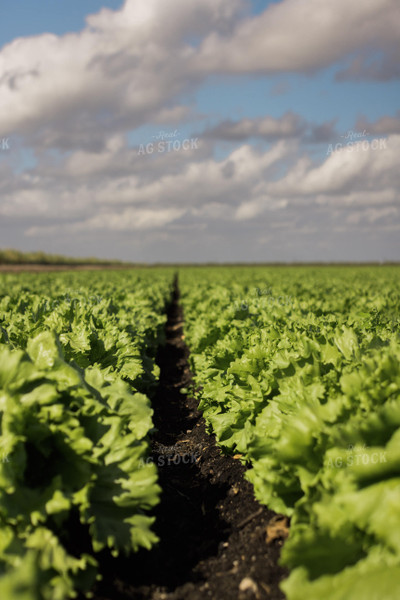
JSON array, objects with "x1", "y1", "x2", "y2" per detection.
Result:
[{"x1": 91, "y1": 276, "x2": 288, "y2": 600}]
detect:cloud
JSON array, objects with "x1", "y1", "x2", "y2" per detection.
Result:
[
  {"x1": 268, "y1": 135, "x2": 400, "y2": 197},
  {"x1": 0, "y1": 0, "x2": 242, "y2": 150},
  {"x1": 230, "y1": 135, "x2": 400, "y2": 222},
  {"x1": 3, "y1": 133, "x2": 398, "y2": 246},
  {"x1": 335, "y1": 51, "x2": 400, "y2": 82},
  {"x1": 346, "y1": 206, "x2": 399, "y2": 225},
  {"x1": 202, "y1": 113, "x2": 338, "y2": 144},
  {"x1": 235, "y1": 197, "x2": 288, "y2": 220},
  {"x1": 196, "y1": 0, "x2": 400, "y2": 79},
  {"x1": 1, "y1": 0, "x2": 398, "y2": 156},
  {"x1": 26, "y1": 207, "x2": 185, "y2": 236},
  {"x1": 0, "y1": 139, "x2": 295, "y2": 232},
  {"x1": 306, "y1": 120, "x2": 338, "y2": 143},
  {"x1": 203, "y1": 112, "x2": 306, "y2": 141},
  {"x1": 355, "y1": 112, "x2": 400, "y2": 136}
]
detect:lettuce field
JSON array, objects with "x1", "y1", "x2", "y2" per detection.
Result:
[{"x1": 0, "y1": 266, "x2": 399, "y2": 600}]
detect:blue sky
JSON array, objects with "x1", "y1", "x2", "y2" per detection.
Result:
[{"x1": 0, "y1": 0, "x2": 399, "y2": 262}]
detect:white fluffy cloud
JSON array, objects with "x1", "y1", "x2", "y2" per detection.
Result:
[
  {"x1": 1, "y1": 135, "x2": 398, "y2": 239},
  {"x1": 0, "y1": 0, "x2": 243, "y2": 149},
  {"x1": 196, "y1": 0, "x2": 400, "y2": 78},
  {"x1": 267, "y1": 135, "x2": 400, "y2": 197}
]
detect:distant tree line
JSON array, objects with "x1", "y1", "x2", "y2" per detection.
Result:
[{"x1": 0, "y1": 248, "x2": 124, "y2": 266}]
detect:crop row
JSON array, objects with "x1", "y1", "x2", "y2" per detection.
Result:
[
  {"x1": 179, "y1": 266, "x2": 400, "y2": 599},
  {"x1": 0, "y1": 270, "x2": 173, "y2": 599}
]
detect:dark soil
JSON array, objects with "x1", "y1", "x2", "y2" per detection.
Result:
[{"x1": 89, "y1": 278, "x2": 288, "y2": 600}]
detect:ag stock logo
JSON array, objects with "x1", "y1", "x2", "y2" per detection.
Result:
[
  {"x1": 0, "y1": 137, "x2": 10, "y2": 151},
  {"x1": 326, "y1": 129, "x2": 387, "y2": 156},
  {"x1": 138, "y1": 129, "x2": 199, "y2": 156}
]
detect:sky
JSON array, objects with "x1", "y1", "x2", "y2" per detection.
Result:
[{"x1": 0, "y1": 0, "x2": 399, "y2": 263}]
